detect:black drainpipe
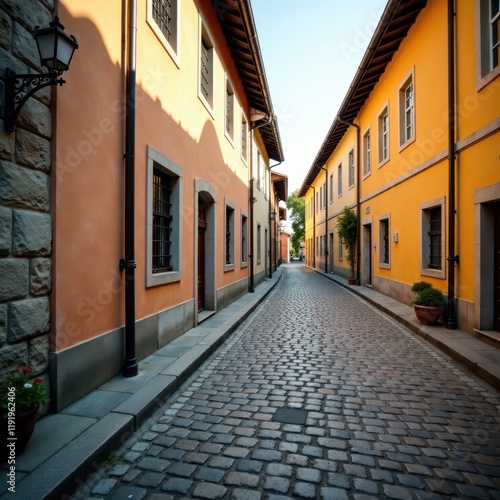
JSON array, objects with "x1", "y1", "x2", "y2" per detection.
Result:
[
  {"x1": 446, "y1": 0, "x2": 458, "y2": 329},
  {"x1": 306, "y1": 184, "x2": 316, "y2": 268},
  {"x1": 120, "y1": 0, "x2": 138, "y2": 376},
  {"x1": 338, "y1": 118, "x2": 361, "y2": 285}
]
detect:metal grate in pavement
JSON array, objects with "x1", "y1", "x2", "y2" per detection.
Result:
[{"x1": 272, "y1": 408, "x2": 308, "y2": 425}]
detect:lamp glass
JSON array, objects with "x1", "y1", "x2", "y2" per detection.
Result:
[{"x1": 36, "y1": 33, "x2": 56, "y2": 65}]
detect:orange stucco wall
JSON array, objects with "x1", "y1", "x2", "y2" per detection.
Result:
[{"x1": 53, "y1": 0, "x2": 252, "y2": 351}]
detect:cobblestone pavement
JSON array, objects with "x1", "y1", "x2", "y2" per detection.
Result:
[{"x1": 73, "y1": 264, "x2": 500, "y2": 500}]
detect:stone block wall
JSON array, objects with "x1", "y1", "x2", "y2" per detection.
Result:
[{"x1": 0, "y1": 0, "x2": 54, "y2": 402}]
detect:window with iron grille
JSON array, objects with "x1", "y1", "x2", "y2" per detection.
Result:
[
  {"x1": 225, "y1": 201, "x2": 235, "y2": 269},
  {"x1": 199, "y1": 23, "x2": 213, "y2": 108},
  {"x1": 152, "y1": 169, "x2": 172, "y2": 273},
  {"x1": 348, "y1": 149, "x2": 355, "y2": 188},
  {"x1": 363, "y1": 129, "x2": 371, "y2": 176},
  {"x1": 420, "y1": 197, "x2": 445, "y2": 279},
  {"x1": 225, "y1": 80, "x2": 234, "y2": 139},
  {"x1": 241, "y1": 213, "x2": 248, "y2": 265},
  {"x1": 146, "y1": 146, "x2": 182, "y2": 287},
  {"x1": 329, "y1": 174, "x2": 333, "y2": 203},
  {"x1": 241, "y1": 117, "x2": 248, "y2": 162},
  {"x1": 428, "y1": 207, "x2": 442, "y2": 269},
  {"x1": 148, "y1": 0, "x2": 178, "y2": 62},
  {"x1": 378, "y1": 215, "x2": 390, "y2": 268}
]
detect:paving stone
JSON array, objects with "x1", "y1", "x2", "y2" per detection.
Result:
[
  {"x1": 109, "y1": 486, "x2": 147, "y2": 499},
  {"x1": 263, "y1": 476, "x2": 290, "y2": 494},
  {"x1": 265, "y1": 463, "x2": 293, "y2": 477},
  {"x1": 91, "y1": 479, "x2": 117, "y2": 495},
  {"x1": 224, "y1": 471, "x2": 259, "y2": 488},
  {"x1": 161, "y1": 477, "x2": 193, "y2": 495},
  {"x1": 136, "y1": 472, "x2": 163, "y2": 488},
  {"x1": 194, "y1": 467, "x2": 226, "y2": 483},
  {"x1": 136, "y1": 457, "x2": 169, "y2": 472},
  {"x1": 293, "y1": 481, "x2": 317, "y2": 498},
  {"x1": 237, "y1": 460, "x2": 264, "y2": 474}
]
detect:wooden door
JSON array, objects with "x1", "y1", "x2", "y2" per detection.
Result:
[{"x1": 198, "y1": 225, "x2": 206, "y2": 312}]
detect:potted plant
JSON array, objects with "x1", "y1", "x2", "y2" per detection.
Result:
[
  {"x1": 1, "y1": 365, "x2": 49, "y2": 461},
  {"x1": 336, "y1": 206, "x2": 358, "y2": 284},
  {"x1": 411, "y1": 281, "x2": 446, "y2": 325}
]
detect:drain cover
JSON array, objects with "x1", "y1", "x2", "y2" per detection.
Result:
[{"x1": 272, "y1": 408, "x2": 308, "y2": 425}]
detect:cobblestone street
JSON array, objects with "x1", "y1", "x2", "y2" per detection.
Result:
[{"x1": 73, "y1": 264, "x2": 500, "y2": 500}]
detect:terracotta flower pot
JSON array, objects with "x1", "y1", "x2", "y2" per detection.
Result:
[
  {"x1": 413, "y1": 304, "x2": 444, "y2": 325},
  {"x1": 1, "y1": 406, "x2": 38, "y2": 462}
]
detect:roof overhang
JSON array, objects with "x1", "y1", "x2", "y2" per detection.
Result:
[
  {"x1": 214, "y1": 0, "x2": 285, "y2": 162},
  {"x1": 299, "y1": 0, "x2": 427, "y2": 197},
  {"x1": 272, "y1": 171, "x2": 288, "y2": 202}
]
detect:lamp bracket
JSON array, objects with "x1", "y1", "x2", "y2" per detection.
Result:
[{"x1": 4, "y1": 68, "x2": 65, "y2": 132}]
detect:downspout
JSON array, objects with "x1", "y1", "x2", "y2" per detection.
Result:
[
  {"x1": 306, "y1": 184, "x2": 316, "y2": 268},
  {"x1": 319, "y1": 166, "x2": 328, "y2": 274},
  {"x1": 446, "y1": 0, "x2": 458, "y2": 329},
  {"x1": 338, "y1": 118, "x2": 361, "y2": 285},
  {"x1": 119, "y1": 0, "x2": 138, "y2": 377}
]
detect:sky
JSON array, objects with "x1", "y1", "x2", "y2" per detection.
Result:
[{"x1": 251, "y1": 0, "x2": 388, "y2": 194}]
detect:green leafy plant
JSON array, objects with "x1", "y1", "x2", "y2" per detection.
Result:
[
  {"x1": 1, "y1": 366, "x2": 49, "y2": 418},
  {"x1": 336, "y1": 206, "x2": 358, "y2": 278},
  {"x1": 411, "y1": 281, "x2": 445, "y2": 306}
]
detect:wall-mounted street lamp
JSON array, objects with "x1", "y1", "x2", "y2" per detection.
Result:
[{"x1": 4, "y1": 16, "x2": 78, "y2": 132}]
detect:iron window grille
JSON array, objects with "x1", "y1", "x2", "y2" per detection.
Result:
[
  {"x1": 428, "y1": 207, "x2": 442, "y2": 269},
  {"x1": 381, "y1": 219, "x2": 389, "y2": 264},
  {"x1": 241, "y1": 119, "x2": 248, "y2": 160},
  {"x1": 225, "y1": 206, "x2": 233, "y2": 265},
  {"x1": 200, "y1": 38, "x2": 210, "y2": 102},
  {"x1": 225, "y1": 85, "x2": 234, "y2": 138},
  {"x1": 152, "y1": 0, "x2": 174, "y2": 43},
  {"x1": 152, "y1": 169, "x2": 173, "y2": 273}
]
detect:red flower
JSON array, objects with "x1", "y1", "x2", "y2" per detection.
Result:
[
  {"x1": 34, "y1": 378, "x2": 43, "y2": 384},
  {"x1": 21, "y1": 366, "x2": 33, "y2": 373}
]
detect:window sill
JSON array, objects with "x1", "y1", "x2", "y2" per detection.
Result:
[{"x1": 147, "y1": 270, "x2": 182, "y2": 288}]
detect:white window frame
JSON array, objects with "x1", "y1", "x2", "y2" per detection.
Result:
[
  {"x1": 420, "y1": 196, "x2": 446, "y2": 279},
  {"x1": 198, "y1": 17, "x2": 215, "y2": 115},
  {"x1": 378, "y1": 104, "x2": 390, "y2": 166},
  {"x1": 399, "y1": 68, "x2": 415, "y2": 150},
  {"x1": 476, "y1": 0, "x2": 500, "y2": 88},
  {"x1": 146, "y1": 146, "x2": 183, "y2": 287},
  {"x1": 147, "y1": 0, "x2": 180, "y2": 67},
  {"x1": 337, "y1": 163, "x2": 343, "y2": 198},
  {"x1": 363, "y1": 128, "x2": 371, "y2": 178},
  {"x1": 348, "y1": 149, "x2": 355, "y2": 189},
  {"x1": 378, "y1": 214, "x2": 391, "y2": 270}
]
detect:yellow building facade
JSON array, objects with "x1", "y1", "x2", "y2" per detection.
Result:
[{"x1": 300, "y1": 0, "x2": 500, "y2": 338}]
